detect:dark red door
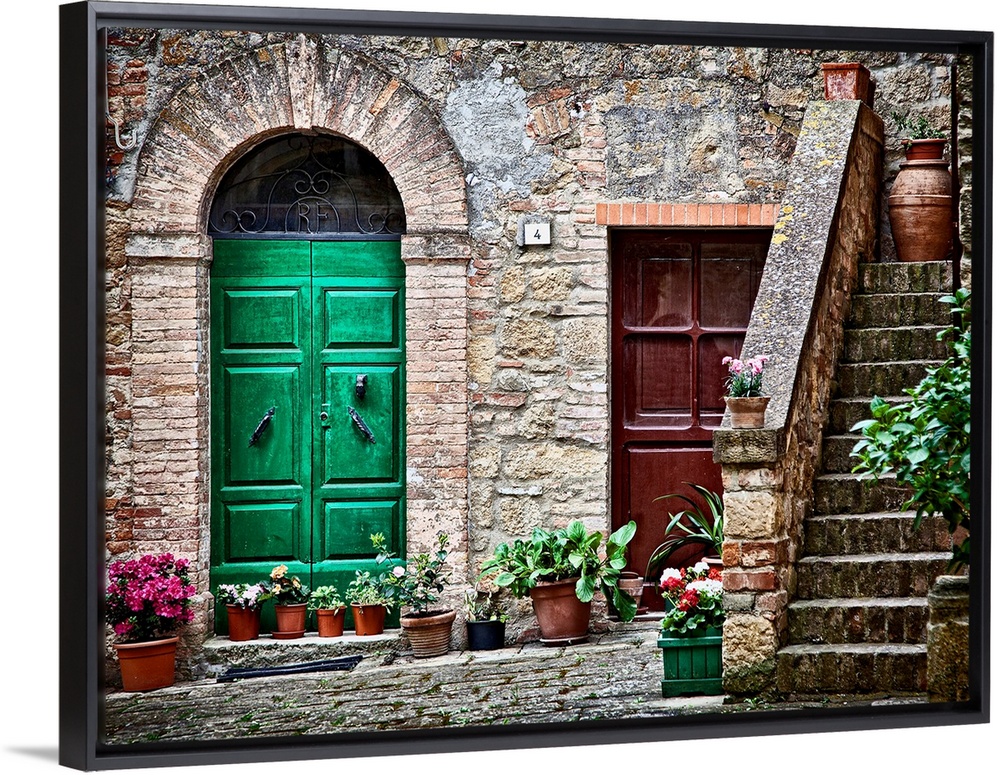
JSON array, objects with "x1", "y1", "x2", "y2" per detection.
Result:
[{"x1": 611, "y1": 230, "x2": 769, "y2": 593}]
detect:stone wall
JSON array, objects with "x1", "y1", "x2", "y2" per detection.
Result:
[
  {"x1": 102, "y1": 26, "x2": 966, "y2": 654},
  {"x1": 713, "y1": 100, "x2": 884, "y2": 693}
]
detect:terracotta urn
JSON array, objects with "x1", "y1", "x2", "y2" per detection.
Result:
[{"x1": 889, "y1": 143, "x2": 953, "y2": 262}]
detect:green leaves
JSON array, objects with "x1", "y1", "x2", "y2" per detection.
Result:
[
  {"x1": 480, "y1": 520, "x2": 639, "y2": 622},
  {"x1": 850, "y1": 288, "x2": 971, "y2": 571}
]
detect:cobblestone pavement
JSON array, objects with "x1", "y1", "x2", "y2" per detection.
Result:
[{"x1": 102, "y1": 622, "x2": 925, "y2": 746}]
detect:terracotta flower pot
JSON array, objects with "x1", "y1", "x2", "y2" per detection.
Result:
[
  {"x1": 273, "y1": 603, "x2": 307, "y2": 639},
  {"x1": 725, "y1": 395, "x2": 770, "y2": 429},
  {"x1": 315, "y1": 606, "x2": 347, "y2": 638},
  {"x1": 351, "y1": 603, "x2": 387, "y2": 636},
  {"x1": 113, "y1": 636, "x2": 179, "y2": 692},
  {"x1": 614, "y1": 572, "x2": 644, "y2": 618},
  {"x1": 889, "y1": 153, "x2": 952, "y2": 262},
  {"x1": 904, "y1": 138, "x2": 947, "y2": 161},
  {"x1": 401, "y1": 609, "x2": 456, "y2": 658},
  {"x1": 225, "y1": 604, "x2": 261, "y2": 642},
  {"x1": 529, "y1": 578, "x2": 591, "y2": 645}
]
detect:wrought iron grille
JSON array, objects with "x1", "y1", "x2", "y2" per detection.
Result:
[{"x1": 208, "y1": 134, "x2": 406, "y2": 237}]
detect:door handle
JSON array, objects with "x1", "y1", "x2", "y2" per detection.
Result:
[
  {"x1": 248, "y1": 406, "x2": 276, "y2": 447},
  {"x1": 348, "y1": 406, "x2": 377, "y2": 444}
]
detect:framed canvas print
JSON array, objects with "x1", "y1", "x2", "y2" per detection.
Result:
[{"x1": 55, "y1": 0, "x2": 991, "y2": 771}]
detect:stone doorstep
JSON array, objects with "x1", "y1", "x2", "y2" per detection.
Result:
[{"x1": 198, "y1": 620, "x2": 658, "y2": 677}]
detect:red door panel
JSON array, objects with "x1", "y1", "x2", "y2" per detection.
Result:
[{"x1": 611, "y1": 229, "x2": 769, "y2": 599}]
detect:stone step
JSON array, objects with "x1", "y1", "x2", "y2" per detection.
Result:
[
  {"x1": 803, "y1": 511, "x2": 954, "y2": 556},
  {"x1": 842, "y1": 326, "x2": 948, "y2": 364},
  {"x1": 788, "y1": 597, "x2": 929, "y2": 645},
  {"x1": 813, "y1": 472, "x2": 911, "y2": 515},
  {"x1": 821, "y1": 433, "x2": 863, "y2": 473},
  {"x1": 796, "y1": 552, "x2": 951, "y2": 599},
  {"x1": 201, "y1": 631, "x2": 408, "y2": 676},
  {"x1": 857, "y1": 261, "x2": 953, "y2": 294},
  {"x1": 836, "y1": 360, "x2": 942, "y2": 398},
  {"x1": 776, "y1": 643, "x2": 927, "y2": 694},
  {"x1": 827, "y1": 395, "x2": 909, "y2": 435},
  {"x1": 847, "y1": 293, "x2": 953, "y2": 328}
]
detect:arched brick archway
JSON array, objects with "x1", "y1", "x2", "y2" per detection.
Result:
[{"x1": 124, "y1": 36, "x2": 471, "y2": 643}]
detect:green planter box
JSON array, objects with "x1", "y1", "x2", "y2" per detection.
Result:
[{"x1": 657, "y1": 627, "x2": 723, "y2": 697}]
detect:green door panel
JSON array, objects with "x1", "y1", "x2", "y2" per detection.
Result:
[
  {"x1": 322, "y1": 287, "x2": 402, "y2": 348},
  {"x1": 312, "y1": 240, "x2": 405, "y2": 277},
  {"x1": 213, "y1": 240, "x2": 311, "y2": 277},
  {"x1": 318, "y1": 500, "x2": 400, "y2": 559},
  {"x1": 224, "y1": 367, "x2": 301, "y2": 485},
  {"x1": 210, "y1": 239, "x2": 405, "y2": 635},
  {"x1": 321, "y1": 364, "x2": 401, "y2": 482},
  {"x1": 223, "y1": 502, "x2": 304, "y2": 561}
]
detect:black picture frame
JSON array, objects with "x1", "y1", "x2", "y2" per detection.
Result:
[{"x1": 58, "y1": 1, "x2": 992, "y2": 771}]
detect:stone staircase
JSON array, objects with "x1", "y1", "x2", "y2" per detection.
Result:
[{"x1": 775, "y1": 261, "x2": 956, "y2": 698}]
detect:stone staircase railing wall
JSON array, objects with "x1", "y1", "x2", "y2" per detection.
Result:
[{"x1": 714, "y1": 99, "x2": 885, "y2": 695}]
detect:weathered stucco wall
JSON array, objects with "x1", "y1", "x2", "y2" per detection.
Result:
[{"x1": 103, "y1": 27, "x2": 968, "y2": 657}]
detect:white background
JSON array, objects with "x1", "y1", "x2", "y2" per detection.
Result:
[{"x1": 3, "y1": 1, "x2": 995, "y2": 773}]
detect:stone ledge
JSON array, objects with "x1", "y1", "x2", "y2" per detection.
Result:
[{"x1": 713, "y1": 427, "x2": 783, "y2": 464}]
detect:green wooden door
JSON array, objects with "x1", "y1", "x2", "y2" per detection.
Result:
[{"x1": 211, "y1": 240, "x2": 405, "y2": 634}]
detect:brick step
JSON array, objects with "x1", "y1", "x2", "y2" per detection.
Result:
[
  {"x1": 788, "y1": 597, "x2": 928, "y2": 645},
  {"x1": 827, "y1": 396, "x2": 909, "y2": 435},
  {"x1": 804, "y1": 511, "x2": 954, "y2": 556},
  {"x1": 813, "y1": 472, "x2": 911, "y2": 515},
  {"x1": 842, "y1": 326, "x2": 948, "y2": 364},
  {"x1": 775, "y1": 643, "x2": 927, "y2": 694},
  {"x1": 796, "y1": 552, "x2": 951, "y2": 599},
  {"x1": 836, "y1": 360, "x2": 942, "y2": 398},
  {"x1": 847, "y1": 293, "x2": 953, "y2": 328},
  {"x1": 857, "y1": 261, "x2": 952, "y2": 294}
]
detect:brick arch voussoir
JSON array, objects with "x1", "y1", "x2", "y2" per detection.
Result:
[{"x1": 131, "y1": 37, "x2": 468, "y2": 238}]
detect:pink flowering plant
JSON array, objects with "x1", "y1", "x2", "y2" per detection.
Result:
[
  {"x1": 216, "y1": 582, "x2": 272, "y2": 611},
  {"x1": 722, "y1": 354, "x2": 769, "y2": 398},
  {"x1": 659, "y1": 562, "x2": 725, "y2": 637},
  {"x1": 105, "y1": 553, "x2": 197, "y2": 643}
]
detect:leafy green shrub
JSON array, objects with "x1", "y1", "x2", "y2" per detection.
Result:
[
  {"x1": 479, "y1": 520, "x2": 638, "y2": 622},
  {"x1": 851, "y1": 288, "x2": 970, "y2": 570}
]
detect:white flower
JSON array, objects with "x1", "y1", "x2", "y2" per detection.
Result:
[
  {"x1": 392, "y1": 566, "x2": 406, "y2": 578},
  {"x1": 660, "y1": 568, "x2": 682, "y2": 583},
  {"x1": 687, "y1": 579, "x2": 723, "y2": 595},
  {"x1": 693, "y1": 561, "x2": 709, "y2": 574}
]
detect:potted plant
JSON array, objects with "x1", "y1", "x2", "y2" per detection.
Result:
[
  {"x1": 309, "y1": 585, "x2": 347, "y2": 638},
  {"x1": 722, "y1": 354, "x2": 770, "y2": 428},
  {"x1": 891, "y1": 110, "x2": 947, "y2": 161},
  {"x1": 656, "y1": 562, "x2": 725, "y2": 697},
  {"x1": 888, "y1": 110, "x2": 952, "y2": 262},
  {"x1": 215, "y1": 582, "x2": 271, "y2": 642},
  {"x1": 380, "y1": 531, "x2": 456, "y2": 658},
  {"x1": 481, "y1": 519, "x2": 638, "y2": 644},
  {"x1": 648, "y1": 482, "x2": 725, "y2": 577},
  {"x1": 462, "y1": 585, "x2": 508, "y2": 651},
  {"x1": 346, "y1": 537, "x2": 396, "y2": 636},
  {"x1": 105, "y1": 553, "x2": 197, "y2": 692},
  {"x1": 267, "y1": 564, "x2": 310, "y2": 639}
]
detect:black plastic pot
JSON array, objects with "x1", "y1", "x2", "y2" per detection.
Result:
[{"x1": 466, "y1": 619, "x2": 505, "y2": 651}]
